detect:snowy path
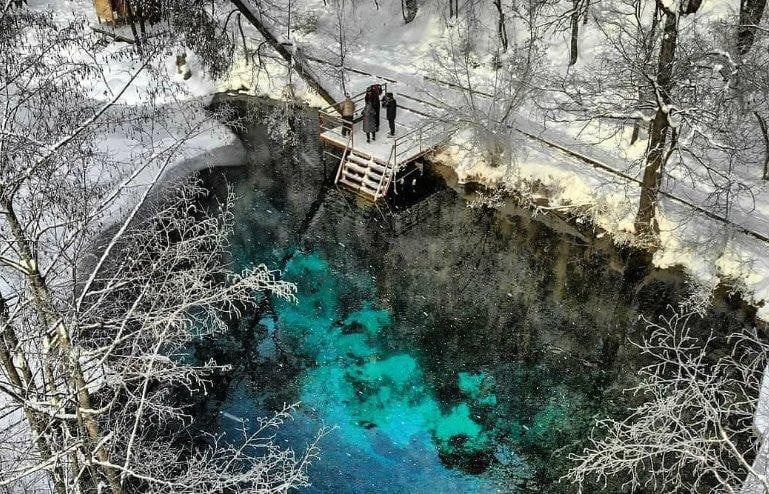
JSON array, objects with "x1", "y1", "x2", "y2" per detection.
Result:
[
  {"x1": 306, "y1": 54, "x2": 769, "y2": 243},
  {"x1": 286, "y1": 52, "x2": 769, "y2": 320}
]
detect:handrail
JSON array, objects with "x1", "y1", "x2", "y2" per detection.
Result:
[
  {"x1": 318, "y1": 113, "x2": 347, "y2": 144},
  {"x1": 373, "y1": 147, "x2": 395, "y2": 199},
  {"x1": 397, "y1": 121, "x2": 458, "y2": 158},
  {"x1": 397, "y1": 92, "x2": 443, "y2": 111},
  {"x1": 381, "y1": 140, "x2": 399, "y2": 197},
  {"x1": 302, "y1": 53, "x2": 398, "y2": 84},
  {"x1": 319, "y1": 86, "x2": 459, "y2": 201},
  {"x1": 319, "y1": 90, "x2": 367, "y2": 114},
  {"x1": 393, "y1": 121, "x2": 444, "y2": 160},
  {"x1": 334, "y1": 133, "x2": 354, "y2": 184},
  {"x1": 394, "y1": 120, "x2": 439, "y2": 147}
]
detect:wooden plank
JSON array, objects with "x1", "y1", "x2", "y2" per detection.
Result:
[
  {"x1": 339, "y1": 178, "x2": 377, "y2": 199},
  {"x1": 320, "y1": 133, "x2": 349, "y2": 150},
  {"x1": 92, "y1": 0, "x2": 115, "y2": 23}
]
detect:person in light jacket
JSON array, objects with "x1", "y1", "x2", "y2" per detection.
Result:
[
  {"x1": 363, "y1": 102, "x2": 377, "y2": 143},
  {"x1": 339, "y1": 94, "x2": 355, "y2": 136}
]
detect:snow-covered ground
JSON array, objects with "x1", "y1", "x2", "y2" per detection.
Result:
[
  {"x1": 213, "y1": 0, "x2": 769, "y2": 323},
  {"x1": 27, "y1": 0, "x2": 245, "y2": 225}
]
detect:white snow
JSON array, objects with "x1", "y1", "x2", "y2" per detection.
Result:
[
  {"x1": 6, "y1": 0, "x2": 769, "y2": 487},
  {"x1": 1, "y1": 4, "x2": 244, "y2": 489},
  {"x1": 211, "y1": 0, "x2": 769, "y2": 324}
]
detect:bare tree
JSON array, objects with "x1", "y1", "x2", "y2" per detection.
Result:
[
  {"x1": 738, "y1": 0, "x2": 768, "y2": 55},
  {"x1": 546, "y1": 0, "x2": 769, "y2": 246},
  {"x1": 567, "y1": 0, "x2": 590, "y2": 66},
  {"x1": 493, "y1": 0, "x2": 509, "y2": 52},
  {"x1": 427, "y1": 0, "x2": 545, "y2": 167},
  {"x1": 1, "y1": 6, "x2": 320, "y2": 493},
  {"x1": 322, "y1": 0, "x2": 362, "y2": 94},
  {"x1": 633, "y1": 0, "x2": 679, "y2": 238},
  {"x1": 568, "y1": 308, "x2": 769, "y2": 493}
]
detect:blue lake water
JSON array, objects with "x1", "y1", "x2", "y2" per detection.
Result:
[{"x1": 190, "y1": 97, "x2": 755, "y2": 493}]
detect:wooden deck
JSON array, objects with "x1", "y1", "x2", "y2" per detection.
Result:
[{"x1": 319, "y1": 90, "x2": 450, "y2": 201}]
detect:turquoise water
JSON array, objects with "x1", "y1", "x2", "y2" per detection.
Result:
[
  {"x1": 194, "y1": 161, "x2": 616, "y2": 492},
  {"x1": 190, "y1": 98, "x2": 754, "y2": 493},
  {"x1": 216, "y1": 251, "x2": 498, "y2": 492}
]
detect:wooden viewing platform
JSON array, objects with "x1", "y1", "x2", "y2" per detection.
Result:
[
  {"x1": 318, "y1": 90, "x2": 450, "y2": 201},
  {"x1": 229, "y1": 0, "x2": 451, "y2": 201}
]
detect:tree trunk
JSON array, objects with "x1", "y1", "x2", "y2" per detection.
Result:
[
  {"x1": 756, "y1": 111, "x2": 769, "y2": 179},
  {"x1": 494, "y1": 0, "x2": 508, "y2": 52},
  {"x1": 0, "y1": 307, "x2": 68, "y2": 494},
  {"x1": 135, "y1": 0, "x2": 147, "y2": 36},
  {"x1": 634, "y1": 7, "x2": 678, "y2": 240},
  {"x1": 738, "y1": 0, "x2": 767, "y2": 54},
  {"x1": 401, "y1": 0, "x2": 418, "y2": 23},
  {"x1": 630, "y1": 4, "x2": 660, "y2": 146},
  {"x1": 569, "y1": 0, "x2": 580, "y2": 66},
  {"x1": 2, "y1": 199, "x2": 125, "y2": 494},
  {"x1": 630, "y1": 119, "x2": 640, "y2": 144},
  {"x1": 682, "y1": 0, "x2": 702, "y2": 14},
  {"x1": 337, "y1": 11, "x2": 347, "y2": 94},
  {"x1": 123, "y1": 0, "x2": 143, "y2": 55}
]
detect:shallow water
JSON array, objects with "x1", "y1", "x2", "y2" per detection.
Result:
[{"x1": 190, "y1": 97, "x2": 755, "y2": 493}]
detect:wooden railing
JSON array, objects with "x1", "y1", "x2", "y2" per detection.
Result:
[
  {"x1": 318, "y1": 90, "x2": 367, "y2": 148},
  {"x1": 385, "y1": 119, "x2": 453, "y2": 195},
  {"x1": 334, "y1": 133, "x2": 354, "y2": 184},
  {"x1": 319, "y1": 92, "x2": 455, "y2": 199}
]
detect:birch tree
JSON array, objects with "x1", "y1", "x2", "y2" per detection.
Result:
[{"x1": 1, "y1": 6, "x2": 319, "y2": 493}]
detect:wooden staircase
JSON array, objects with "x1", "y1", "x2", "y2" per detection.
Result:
[
  {"x1": 335, "y1": 147, "x2": 393, "y2": 201},
  {"x1": 317, "y1": 91, "x2": 451, "y2": 202}
]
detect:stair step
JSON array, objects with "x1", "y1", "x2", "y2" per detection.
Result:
[
  {"x1": 344, "y1": 161, "x2": 382, "y2": 178},
  {"x1": 369, "y1": 163, "x2": 387, "y2": 174},
  {"x1": 346, "y1": 151, "x2": 388, "y2": 171},
  {"x1": 339, "y1": 177, "x2": 378, "y2": 197},
  {"x1": 346, "y1": 154, "x2": 375, "y2": 168},
  {"x1": 343, "y1": 171, "x2": 381, "y2": 190}
]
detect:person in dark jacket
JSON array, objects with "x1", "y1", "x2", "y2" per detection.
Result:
[
  {"x1": 365, "y1": 85, "x2": 382, "y2": 131},
  {"x1": 381, "y1": 92, "x2": 397, "y2": 136},
  {"x1": 363, "y1": 102, "x2": 377, "y2": 143}
]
